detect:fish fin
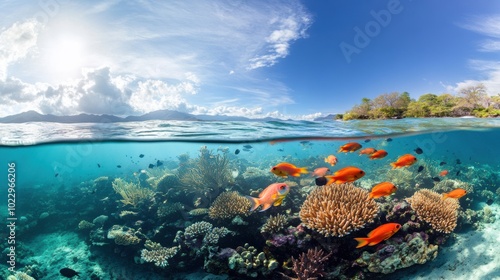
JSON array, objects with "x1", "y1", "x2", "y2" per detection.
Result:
[
  {"x1": 390, "y1": 162, "x2": 397, "y2": 169},
  {"x1": 441, "y1": 194, "x2": 447, "y2": 200},
  {"x1": 354, "y1": 237, "x2": 369, "y2": 248},
  {"x1": 368, "y1": 193, "x2": 375, "y2": 199},
  {"x1": 245, "y1": 196, "x2": 260, "y2": 211},
  {"x1": 259, "y1": 203, "x2": 273, "y2": 212},
  {"x1": 299, "y1": 167, "x2": 308, "y2": 174},
  {"x1": 273, "y1": 196, "x2": 285, "y2": 206}
]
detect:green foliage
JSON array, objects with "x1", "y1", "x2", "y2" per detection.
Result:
[
  {"x1": 112, "y1": 178, "x2": 154, "y2": 208},
  {"x1": 345, "y1": 84, "x2": 498, "y2": 119}
]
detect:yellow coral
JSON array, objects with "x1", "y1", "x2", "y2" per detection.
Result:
[
  {"x1": 209, "y1": 191, "x2": 251, "y2": 219},
  {"x1": 114, "y1": 233, "x2": 141, "y2": 246},
  {"x1": 112, "y1": 178, "x2": 154, "y2": 207},
  {"x1": 406, "y1": 189, "x2": 459, "y2": 233},
  {"x1": 300, "y1": 183, "x2": 379, "y2": 237}
]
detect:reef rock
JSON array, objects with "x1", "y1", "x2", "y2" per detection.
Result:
[{"x1": 355, "y1": 233, "x2": 438, "y2": 274}]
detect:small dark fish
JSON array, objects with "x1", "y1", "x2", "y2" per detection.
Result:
[
  {"x1": 60, "y1": 267, "x2": 79, "y2": 278},
  {"x1": 97, "y1": 164, "x2": 101, "y2": 168},
  {"x1": 300, "y1": 141, "x2": 310, "y2": 144},
  {"x1": 55, "y1": 173, "x2": 59, "y2": 177},
  {"x1": 156, "y1": 160, "x2": 163, "y2": 167},
  {"x1": 386, "y1": 138, "x2": 393, "y2": 142},
  {"x1": 439, "y1": 162, "x2": 446, "y2": 166},
  {"x1": 148, "y1": 164, "x2": 155, "y2": 168},
  {"x1": 242, "y1": 148, "x2": 251, "y2": 152},
  {"x1": 417, "y1": 166, "x2": 424, "y2": 173},
  {"x1": 432, "y1": 177, "x2": 441, "y2": 182},
  {"x1": 139, "y1": 154, "x2": 144, "y2": 158},
  {"x1": 243, "y1": 144, "x2": 253, "y2": 149},
  {"x1": 235, "y1": 149, "x2": 240, "y2": 155},
  {"x1": 414, "y1": 147, "x2": 423, "y2": 154},
  {"x1": 456, "y1": 170, "x2": 460, "y2": 176},
  {"x1": 117, "y1": 165, "x2": 121, "y2": 168},
  {"x1": 364, "y1": 139, "x2": 371, "y2": 143},
  {"x1": 456, "y1": 159, "x2": 461, "y2": 164},
  {"x1": 486, "y1": 199, "x2": 494, "y2": 206},
  {"x1": 277, "y1": 148, "x2": 284, "y2": 152},
  {"x1": 315, "y1": 176, "x2": 327, "y2": 186}
]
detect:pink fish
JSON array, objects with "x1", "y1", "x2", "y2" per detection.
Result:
[{"x1": 246, "y1": 183, "x2": 290, "y2": 212}]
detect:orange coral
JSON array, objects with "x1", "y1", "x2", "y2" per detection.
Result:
[
  {"x1": 208, "y1": 191, "x2": 251, "y2": 219},
  {"x1": 406, "y1": 189, "x2": 459, "y2": 233},
  {"x1": 299, "y1": 183, "x2": 379, "y2": 237}
]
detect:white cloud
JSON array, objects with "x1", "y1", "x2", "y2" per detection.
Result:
[
  {"x1": 0, "y1": 19, "x2": 42, "y2": 80},
  {"x1": 0, "y1": 1, "x2": 312, "y2": 118},
  {"x1": 453, "y1": 15, "x2": 500, "y2": 95}
]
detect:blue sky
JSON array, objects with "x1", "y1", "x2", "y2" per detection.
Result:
[{"x1": 0, "y1": 0, "x2": 499, "y2": 119}]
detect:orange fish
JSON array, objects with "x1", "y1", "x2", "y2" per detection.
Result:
[
  {"x1": 369, "y1": 182, "x2": 397, "y2": 199},
  {"x1": 354, "y1": 223, "x2": 401, "y2": 248},
  {"x1": 390, "y1": 154, "x2": 417, "y2": 169},
  {"x1": 246, "y1": 183, "x2": 290, "y2": 212},
  {"x1": 271, "y1": 162, "x2": 308, "y2": 177},
  {"x1": 325, "y1": 166, "x2": 365, "y2": 185},
  {"x1": 338, "y1": 142, "x2": 362, "y2": 153},
  {"x1": 311, "y1": 167, "x2": 330, "y2": 177},
  {"x1": 442, "y1": 188, "x2": 467, "y2": 200},
  {"x1": 369, "y1": 150, "x2": 388, "y2": 160},
  {"x1": 324, "y1": 155, "x2": 338, "y2": 166},
  {"x1": 439, "y1": 170, "x2": 448, "y2": 176},
  {"x1": 359, "y1": 148, "x2": 377, "y2": 156}
]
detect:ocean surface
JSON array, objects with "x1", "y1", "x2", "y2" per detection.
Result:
[{"x1": 1, "y1": 118, "x2": 499, "y2": 280}]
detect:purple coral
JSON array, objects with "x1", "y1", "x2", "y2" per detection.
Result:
[
  {"x1": 292, "y1": 247, "x2": 331, "y2": 280},
  {"x1": 217, "y1": 247, "x2": 236, "y2": 260}
]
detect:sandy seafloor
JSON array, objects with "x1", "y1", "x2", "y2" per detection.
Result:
[
  {"x1": 392, "y1": 203, "x2": 500, "y2": 280},
  {"x1": 23, "y1": 204, "x2": 500, "y2": 280}
]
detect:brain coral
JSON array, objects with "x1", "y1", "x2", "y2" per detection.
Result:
[
  {"x1": 209, "y1": 191, "x2": 251, "y2": 219},
  {"x1": 406, "y1": 189, "x2": 459, "y2": 233},
  {"x1": 299, "y1": 183, "x2": 379, "y2": 237}
]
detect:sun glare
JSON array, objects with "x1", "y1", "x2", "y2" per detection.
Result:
[{"x1": 44, "y1": 34, "x2": 87, "y2": 81}]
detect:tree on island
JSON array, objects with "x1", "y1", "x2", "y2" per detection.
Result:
[{"x1": 343, "y1": 84, "x2": 500, "y2": 120}]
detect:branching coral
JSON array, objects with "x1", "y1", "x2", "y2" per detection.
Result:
[
  {"x1": 292, "y1": 247, "x2": 331, "y2": 280},
  {"x1": 112, "y1": 178, "x2": 154, "y2": 208},
  {"x1": 406, "y1": 189, "x2": 459, "y2": 233},
  {"x1": 157, "y1": 202, "x2": 184, "y2": 218},
  {"x1": 261, "y1": 214, "x2": 288, "y2": 234},
  {"x1": 179, "y1": 146, "x2": 233, "y2": 195},
  {"x1": 140, "y1": 240, "x2": 179, "y2": 268},
  {"x1": 208, "y1": 191, "x2": 251, "y2": 220},
  {"x1": 299, "y1": 183, "x2": 379, "y2": 237}
]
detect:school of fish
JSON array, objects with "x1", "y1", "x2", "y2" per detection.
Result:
[{"x1": 245, "y1": 140, "x2": 467, "y2": 248}]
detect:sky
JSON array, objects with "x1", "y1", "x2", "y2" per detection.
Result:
[{"x1": 0, "y1": 0, "x2": 499, "y2": 120}]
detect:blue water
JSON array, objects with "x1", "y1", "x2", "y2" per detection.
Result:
[{"x1": 1, "y1": 118, "x2": 499, "y2": 279}]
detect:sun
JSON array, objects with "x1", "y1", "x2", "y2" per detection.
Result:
[{"x1": 43, "y1": 34, "x2": 87, "y2": 81}]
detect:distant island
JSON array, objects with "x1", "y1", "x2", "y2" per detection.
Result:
[
  {"x1": 0, "y1": 109, "x2": 296, "y2": 123},
  {"x1": 339, "y1": 84, "x2": 500, "y2": 120}
]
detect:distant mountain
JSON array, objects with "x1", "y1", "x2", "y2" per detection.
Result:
[
  {"x1": 314, "y1": 114, "x2": 337, "y2": 121},
  {"x1": 0, "y1": 110, "x2": 283, "y2": 123}
]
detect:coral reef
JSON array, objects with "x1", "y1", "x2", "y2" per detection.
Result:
[
  {"x1": 140, "y1": 240, "x2": 179, "y2": 268},
  {"x1": 78, "y1": 220, "x2": 94, "y2": 230},
  {"x1": 354, "y1": 232, "x2": 438, "y2": 274},
  {"x1": 107, "y1": 225, "x2": 141, "y2": 245},
  {"x1": 433, "y1": 179, "x2": 473, "y2": 194},
  {"x1": 157, "y1": 202, "x2": 184, "y2": 218},
  {"x1": 179, "y1": 146, "x2": 233, "y2": 195},
  {"x1": 406, "y1": 189, "x2": 459, "y2": 233},
  {"x1": 189, "y1": 208, "x2": 209, "y2": 216},
  {"x1": 300, "y1": 183, "x2": 379, "y2": 237},
  {"x1": 209, "y1": 191, "x2": 251, "y2": 220},
  {"x1": 92, "y1": 215, "x2": 108, "y2": 226},
  {"x1": 261, "y1": 214, "x2": 288, "y2": 234},
  {"x1": 7, "y1": 272, "x2": 35, "y2": 280},
  {"x1": 112, "y1": 178, "x2": 154, "y2": 208},
  {"x1": 227, "y1": 243, "x2": 279, "y2": 278},
  {"x1": 291, "y1": 247, "x2": 331, "y2": 280}
]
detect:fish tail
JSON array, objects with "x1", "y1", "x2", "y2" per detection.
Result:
[
  {"x1": 390, "y1": 162, "x2": 397, "y2": 169},
  {"x1": 354, "y1": 237, "x2": 369, "y2": 248},
  {"x1": 245, "y1": 196, "x2": 260, "y2": 211},
  {"x1": 299, "y1": 167, "x2": 308, "y2": 174},
  {"x1": 368, "y1": 193, "x2": 374, "y2": 199},
  {"x1": 441, "y1": 194, "x2": 448, "y2": 200}
]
